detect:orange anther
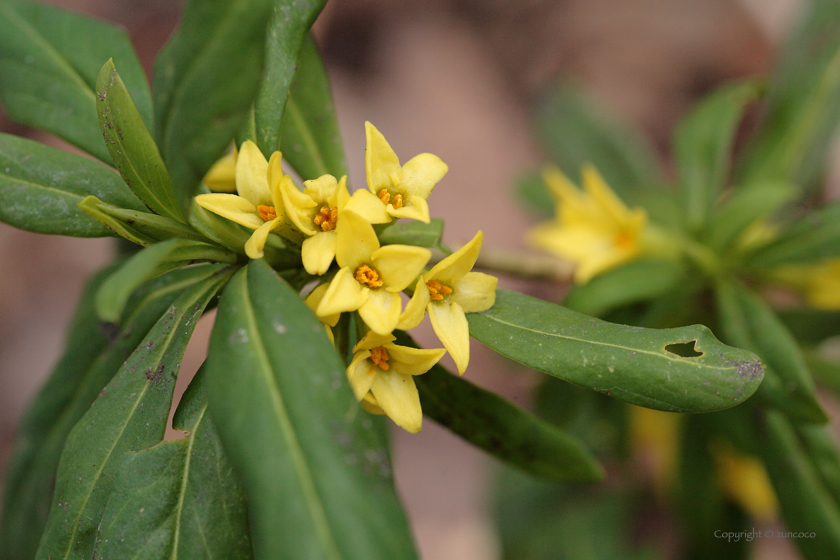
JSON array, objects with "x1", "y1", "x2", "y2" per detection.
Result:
[
  {"x1": 370, "y1": 346, "x2": 390, "y2": 370},
  {"x1": 354, "y1": 265, "x2": 384, "y2": 288},
  {"x1": 258, "y1": 205, "x2": 277, "y2": 222},
  {"x1": 378, "y1": 189, "x2": 391, "y2": 205},
  {"x1": 392, "y1": 194, "x2": 403, "y2": 209},
  {"x1": 614, "y1": 231, "x2": 634, "y2": 248},
  {"x1": 426, "y1": 279, "x2": 452, "y2": 301},
  {"x1": 313, "y1": 206, "x2": 338, "y2": 232}
]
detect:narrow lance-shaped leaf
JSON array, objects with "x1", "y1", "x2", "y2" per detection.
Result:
[
  {"x1": 0, "y1": 265, "x2": 230, "y2": 560},
  {"x1": 96, "y1": 367, "x2": 253, "y2": 560},
  {"x1": 254, "y1": 2, "x2": 328, "y2": 159},
  {"x1": 206, "y1": 260, "x2": 417, "y2": 560},
  {"x1": 278, "y1": 32, "x2": 347, "y2": 179},
  {"x1": 376, "y1": 218, "x2": 444, "y2": 249},
  {"x1": 96, "y1": 59, "x2": 183, "y2": 222},
  {"x1": 796, "y1": 424, "x2": 840, "y2": 508},
  {"x1": 35, "y1": 265, "x2": 233, "y2": 560},
  {"x1": 468, "y1": 289, "x2": 764, "y2": 413},
  {"x1": 745, "y1": 202, "x2": 840, "y2": 268},
  {"x1": 0, "y1": 0, "x2": 151, "y2": 163},
  {"x1": 153, "y1": 0, "x2": 276, "y2": 217},
  {"x1": 0, "y1": 133, "x2": 146, "y2": 237}
]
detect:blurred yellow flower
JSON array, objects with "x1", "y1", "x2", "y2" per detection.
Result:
[
  {"x1": 528, "y1": 164, "x2": 648, "y2": 284},
  {"x1": 773, "y1": 258, "x2": 840, "y2": 310},
  {"x1": 202, "y1": 145, "x2": 238, "y2": 192}
]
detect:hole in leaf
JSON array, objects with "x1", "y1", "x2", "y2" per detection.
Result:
[{"x1": 664, "y1": 340, "x2": 703, "y2": 358}]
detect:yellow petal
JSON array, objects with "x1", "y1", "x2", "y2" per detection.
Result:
[
  {"x1": 386, "y1": 343, "x2": 445, "y2": 375},
  {"x1": 398, "y1": 152, "x2": 448, "y2": 200},
  {"x1": 335, "y1": 176, "x2": 351, "y2": 209},
  {"x1": 542, "y1": 165, "x2": 582, "y2": 208},
  {"x1": 346, "y1": 350, "x2": 377, "y2": 401},
  {"x1": 371, "y1": 244, "x2": 431, "y2": 292},
  {"x1": 581, "y1": 164, "x2": 633, "y2": 225},
  {"x1": 335, "y1": 210, "x2": 379, "y2": 269},
  {"x1": 203, "y1": 150, "x2": 237, "y2": 192},
  {"x1": 396, "y1": 279, "x2": 430, "y2": 330},
  {"x1": 386, "y1": 195, "x2": 430, "y2": 223},
  {"x1": 303, "y1": 174, "x2": 338, "y2": 205},
  {"x1": 427, "y1": 231, "x2": 483, "y2": 284},
  {"x1": 343, "y1": 189, "x2": 392, "y2": 224},
  {"x1": 365, "y1": 121, "x2": 402, "y2": 194},
  {"x1": 194, "y1": 193, "x2": 263, "y2": 229},
  {"x1": 451, "y1": 272, "x2": 497, "y2": 313},
  {"x1": 317, "y1": 267, "x2": 369, "y2": 317},
  {"x1": 360, "y1": 394, "x2": 386, "y2": 415},
  {"x1": 370, "y1": 370, "x2": 423, "y2": 433},
  {"x1": 235, "y1": 140, "x2": 271, "y2": 207},
  {"x1": 353, "y1": 330, "x2": 397, "y2": 353},
  {"x1": 358, "y1": 289, "x2": 402, "y2": 335},
  {"x1": 301, "y1": 231, "x2": 337, "y2": 275},
  {"x1": 428, "y1": 301, "x2": 470, "y2": 374},
  {"x1": 281, "y1": 176, "x2": 318, "y2": 236},
  {"x1": 244, "y1": 217, "x2": 280, "y2": 259},
  {"x1": 304, "y1": 283, "x2": 340, "y2": 327}
]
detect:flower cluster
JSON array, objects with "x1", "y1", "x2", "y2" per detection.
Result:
[{"x1": 196, "y1": 122, "x2": 497, "y2": 432}]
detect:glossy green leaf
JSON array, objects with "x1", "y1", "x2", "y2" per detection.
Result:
[
  {"x1": 715, "y1": 280, "x2": 827, "y2": 423},
  {"x1": 96, "y1": 59, "x2": 183, "y2": 222},
  {"x1": 412, "y1": 350, "x2": 603, "y2": 482},
  {"x1": 0, "y1": 265, "x2": 227, "y2": 560},
  {"x1": 563, "y1": 259, "x2": 685, "y2": 316},
  {"x1": 206, "y1": 260, "x2": 417, "y2": 560},
  {"x1": 153, "y1": 0, "x2": 276, "y2": 217},
  {"x1": 673, "y1": 81, "x2": 761, "y2": 231},
  {"x1": 96, "y1": 368, "x2": 252, "y2": 560},
  {"x1": 745, "y1": 202, "x2": 840, "y2": 267},
  {"x1": 95, "y1": 239, "x2": 238, "y2": 323},
  {"x1": 0, "y1": 133, "x2": 146, "y2": 237},
  {"x1": 375, "y1": 218, "x2": 444, "y2": 249},
  {"x1": 254, "y1": 2, "x2": 328, "y2": 159},
  {"x1": 468, "y1": 289, "x2": 764, "y2": 412},
  {"x1": 36, "y1": 265, "x2": 231, "y2": 560},
  {"x1": 279, "y1": 32, "x2": 347, "y2": 180},
  {"x1": 0, "y1": 0, "x2": 151, "y2": 163}
]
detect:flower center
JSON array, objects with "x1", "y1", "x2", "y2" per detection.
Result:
[
  {"x1": 613, "y1": 230, "x2": 635, "y2": 248},
  {"x1": 426, "y1": 279, "x2": 453, "y2": 301},
  {"x1": 313, "y1": 205, "x2": 338, "y2": 232},
  {"x1": 370, "y1": 346, "x2": 390, "y2": 371},
  {"x1": 258, "y1": 205, "x2": 277, "y2": 222},
  {"x1": 354, "y1": 265, "x2": 384, "y2": 288},
  {"x1": 378, "y1": 189, "x2": 404, "y2": 209}
]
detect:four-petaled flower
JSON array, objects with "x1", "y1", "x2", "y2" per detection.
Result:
[
  {"x1": 399, "y1": 231, "x2": 497, "y2": 374},
  {"x1": 346, "y1": 331, "x2": 445, "y2": 433},
  {"x1": 365, "y1": 121, "x2": 449, "y2": 224},
  {"x1": 528, "y1": 164, "x2": 648, "y2": 284}
]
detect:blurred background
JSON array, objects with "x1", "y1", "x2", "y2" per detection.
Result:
[{"x1": 0, "y1": 0, "x2": 811, "y2": 558}]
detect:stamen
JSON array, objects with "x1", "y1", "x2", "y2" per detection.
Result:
[
  {"x1": 258, "y1": 205, "x2": 277, "y2": 222},
  {"x1": 614, "y1": 231, "x2": 634, "y2": 248},
  {"x1": 426, "y1": 279, "x2": 453, "y2": 301},
  {"x1": 393, "y1": 194, "x2": 403, "y2": 209},
  {"x1": 378, "y1": 189, "x2": 391, "y2": 205},
  {"x1": 354, "y1": 265, "x2": 384, "y2": 288},
  {"x1": 313, "y1": 206, "x2": 338, "y2": 232},
  {"x1": 370, "y1": 346, "x2": 390, "y2": 371}
]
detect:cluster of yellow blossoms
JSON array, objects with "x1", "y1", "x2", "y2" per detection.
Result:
[{"x1": 196, "y1": 122, "x2": 497, "y2": 432}]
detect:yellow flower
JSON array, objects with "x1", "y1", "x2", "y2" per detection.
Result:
[
  {"x1": 316, "y1": 210, "x2": 431, "y2": 335},
  {"x1": 528, "y1": 164, "x2": 648, "y2": 284},
  {"x1": 713, "y1": 441, "x2": 778, "y2": 521},
  {"x1": 195, "y1": 141, "x2": 299, "y2": 259},
  {"x1": 772, "y1": 258, "x2": 840, "y2": 310},
  {"x1": 365, "y1": 121, "x2": 449, "y2": 224},
  {"x1": 346, "y1": 331, "x2": 445, "y2": 433},
  {"x1": 398, "y1": 231, "x2": 497, "y2": 374},
  {"x1": 202, "y1": 145, "x2": 238, "y2": 192}
]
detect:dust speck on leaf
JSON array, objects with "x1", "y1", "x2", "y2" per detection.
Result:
[{"x1": 734, "y1": 359, "x2": 763, "y2": 381}]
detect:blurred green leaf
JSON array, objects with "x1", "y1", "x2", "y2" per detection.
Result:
[
  {"x1": 96, "y1": 59, "x2": 183, "y2": 222},
  {"x1": 96, "y1": 368, "x2": 253, "y2": 560},
  {"x1": 0, "y1": 133, "x2": 145, "y2": 237},
  {"x1": 254, "y1": 2, "x2": 327, "y2": 159},
  {"x1": 205, "y1": 260, "x2": 417, "y2": 560},
  {"x1": 376, "y1": 218, "x2": 444, "y2": 249},
  {"x1": 153, "y1": 0, "x2": 276, "y2": 217},
  {"x1": 279, "y1": 32, "x2": 347, "y2": 180},
  {"x1": 0, "y1": 0, "x2": 151, "y2": 163},
  {"x1": 468, "y1": 289, "x2": 763, "y2": 412},
  {"x1": 797, "y1": 424, "x2": 840, "y2": 508},
  {"x1": 35, "y1": 265, "x2": 231, "y2": 560},
  {"x1": 514, "y1": 170, "x2": 554, "y2": 219},
  {"x1": 779, "y1": 308, "x2": 840, "y2": 346},
  {"x1": 715, "y1": 280, "x2": 827, "y2": 423},
  {"x1": 745, "y1": 202, "x2": 840, "y2": 267},
  {"x1": 563, "y1": 259, "x2": 685, "y2": 316},
  {"x1": 674, "y1": 81, "x2": 761, "y2": 231}
]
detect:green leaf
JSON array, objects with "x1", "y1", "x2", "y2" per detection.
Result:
[
  {"x1": 375, "y1": 218, "x2": 444, "y2": 249},
  {"x1": 0, "y1": 133, "x2": 146, "y2": 237},
  {"x1": 673, "y1": 81, "x2": 761, "y2": 231},
  {"x1": 153, "y1": 0, "x2": 276, "y2": 217},
  {"x1": 797, "y1": 424, "x2": 840, "y2": 508},
  {"x1": 563, "y1": 259, "x2": 685, "y2": 316},
  {"x1": 35, "y1": 265, "x2": 231, "y2": 560},
  {"x1": 534, "y1": 84, "x2": 665, "y2": 205},
  {"x1": 514, "y1": 170, "x2": 554, "y2": 219},
  {"x1": 95, "y1": 238, "x2": 238, "y2": 323},
  {"x1": 96, "y1": 59, "x2": 183, "y2": 222},
  {"x1": 96, "y1": 368, "x2": 253, "y2": 560},
  {"x1": 279, "y1": 32, "x2": 347, "y2": 180},
  {"x1": 745, "y1": 202, "x2": 840, "y2": 267},
  {"x1": 468, "y1": 289, "x2": 764, "y2": 412},
  {"x1": 0, "y1": 265, "x2": 226, "y2": 560},
  {"x1": 0, "y1": 0, "x2": 151, "y2": 163},
  {"x1": 779, "y1": 308, "x2": 840, "y2": 346},
  {"x1": 254, "y1": 2, "x2": 328, "y2": 160},
  {"x1": 715, "y1": 280, "x2": 827, "y2": 423},
  {"x1": 411, "y1": 348, "x2": 603, "y2": 482},
  {"x1": 206, "y1": 260, "x2": 417, "y2": 560}
]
